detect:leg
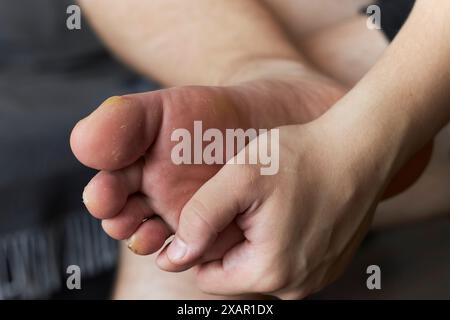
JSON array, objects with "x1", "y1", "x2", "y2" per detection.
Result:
[
  {"x1": 263, "y1": 0, "x2": 388, "y2": 85},
  {"x1": 263, "y1": 0, "x2": 373, "y2": 39},
  {"x1": 113, "y1": 242, "x2": 267, "y2": 299},
  {"x1": 373, "y1": 123, "x2": 450, "y2": 228},
  {"x1": 300, "y1": 15, "x2": 388, "y2": 86}
]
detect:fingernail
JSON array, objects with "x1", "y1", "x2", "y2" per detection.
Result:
[
  {"x1": 127, "y1": 234, "x2": 139, "y2": 254},
  {"x1": 167, "y1": 237, "x2": 187, "y2": 262}
]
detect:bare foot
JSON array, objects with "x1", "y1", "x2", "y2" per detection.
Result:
[
  {"x1": 71, "y1": 69, "x2": 344, "y2": 256},
  {"x1": 70, "y1": 59, "x2": 432, "y2": 256}
]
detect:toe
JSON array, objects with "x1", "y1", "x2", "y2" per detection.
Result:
[
  {"x1": 101, "y1": 194, "x2": 153, "y2": 240},
  {"x1": 70, "y1": 94, "x2": 163, "y2": 171},
  {"x1": 126, "y1": 217, "x2": 172, "y2": 256},
  {"x1": 83, "y1": 161, "x2": 143, "y2": 219}
]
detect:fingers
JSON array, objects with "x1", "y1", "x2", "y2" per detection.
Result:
[
  {"x1": 70, "y1": 93, "x2": 163, "y2": 171},
  {"x1": 83, "y1": 160, "x2": 143, "y2": 219},
  {"x1": 158, "y1": 166, "x2": 253, "y2": 270},
  {"x1": 195, "y1": 241, "x2": 257, "y2": 295},
  {"x1": 195, "y1": 241, "x2": 292, "y2": 297},
  {"x1": 199, "y1": 222, "x2": 245, "y2": 263},
  {"x1": 126, "y1": 217, "x2": 172, "y2": 255},
  {"x1": 156, "y1": 222, "x2": 245, "y2": 272}
]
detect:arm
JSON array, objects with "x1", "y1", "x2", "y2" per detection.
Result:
[
  {"x1": 330, "y1": 0, "x2": 450, "y2": 168},
  {"x1": 323, "y1": 0, "x2": 450, "y2": 199},
  {"x1": 158, "y1": 0, "x2": 450, "y2": 298}
]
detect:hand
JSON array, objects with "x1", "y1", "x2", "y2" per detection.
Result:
[
  {"x1": 70, "y1": 62, "x2": 346, "y2": 256},
  {"x1": 156, "y1": 112, "x2": 402, "y2": 299}
]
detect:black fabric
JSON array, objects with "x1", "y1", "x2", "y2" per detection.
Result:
[
  {"x1": 376, "y1": 0, "x2": 416, "y2": 40},
  {"x1": 51, "y1": 268, "x2": 117, "y2": 300},
  {"x1": 0, "y1": 0, "x2": 159, "y2": 299},
  {"x1": 0, "y1": 0, "x2": 104, "y2": 69}
]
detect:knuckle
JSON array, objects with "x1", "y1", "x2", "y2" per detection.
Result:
[
  {"x1": 253, "y1": 261, "x2": 291, "y2": 293},
  {"x1": 183, "y1": 198, "x2": 218, "y2": 237},
  {"x1": 228, "y1": 163, "x2": 258, "y2": 190}
]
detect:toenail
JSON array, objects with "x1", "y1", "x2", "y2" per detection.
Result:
[{"x1": 127, "y1": 235, "x2": 139, "y2": 254}]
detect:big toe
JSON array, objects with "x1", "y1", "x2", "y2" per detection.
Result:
[{"x1": 70, "y1": 94, "x2": 162, "y2": 171}]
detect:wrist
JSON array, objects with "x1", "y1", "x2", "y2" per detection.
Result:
[{"x1": 318, "y1": 93, "x2": 411, "y2": 197}]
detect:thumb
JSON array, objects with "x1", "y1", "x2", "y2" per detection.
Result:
[{"x1": 159, "y1": 167, "x2": 251, "y2": 271}]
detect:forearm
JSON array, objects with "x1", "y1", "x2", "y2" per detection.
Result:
[
  {"x1": 78, "y1": 0, "x2": 308, "y2": 86},
  {"x1": 367, "y1": 0, "x2": 449, "y2": 142},
  {"x1": 325, "y1": 0, "x2": 450, "y2": 180}
]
